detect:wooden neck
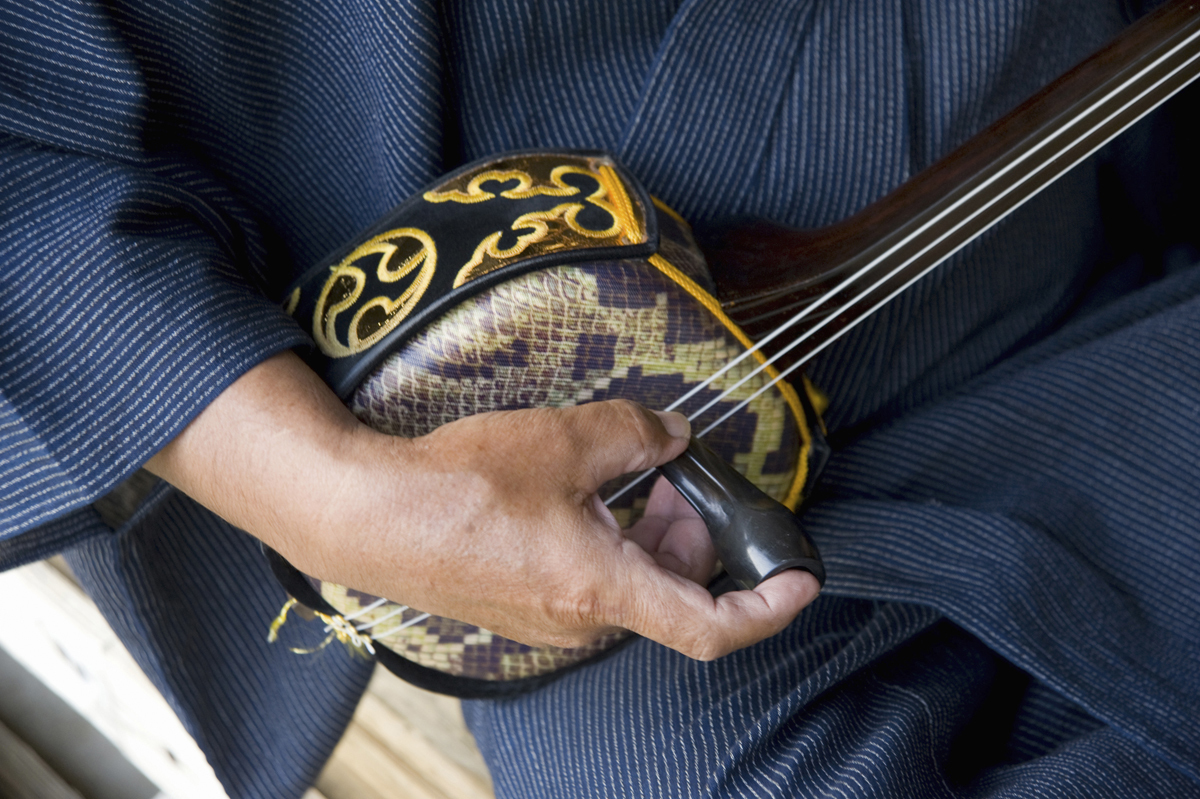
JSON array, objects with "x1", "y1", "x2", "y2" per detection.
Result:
[{"x1": 704, "y1": 0, "x2": 1200, "y2": 358}]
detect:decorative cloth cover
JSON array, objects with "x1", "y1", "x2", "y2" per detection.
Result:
[{"x1": 272, "y1": 150, "x2": 827, "y2": 696}]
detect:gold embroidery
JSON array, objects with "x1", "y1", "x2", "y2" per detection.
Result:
[
  {"x1": 594, "y1": 164, "x2": 643, "y2": 241},
  {"x1": 451, "y1": 159, "x2": 646, "y2": 288},
  {"x1": 453, "y1": 198, "x2": 624, "y2": 288},
  {"x1": 313, "y1": 227, "x2": 437, "y2": 358},
  {"x1": 284, "y1": 287, "x2": 300, "y2": 316},
  {"x1": 455, "y1": 205, "x2": 572, "y2": 288},
  {"x1": 424, "y1": 166, "x2": 583, "y2": 204}
]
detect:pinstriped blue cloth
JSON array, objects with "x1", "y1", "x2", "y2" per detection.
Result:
[
  {"x1": 2, "y1": 1, "x2": 1199, "y2": 798},
  {"x1": 66, "y1": 487, "x2": 375, "y2": 798}
]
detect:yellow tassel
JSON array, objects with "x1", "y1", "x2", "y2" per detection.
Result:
[
  {"x1": 266, "y1": 596, "x2": 375, "y2": 658},
  {"x1": 267, "y1": 597, "x2": 298, "y2": 643}
]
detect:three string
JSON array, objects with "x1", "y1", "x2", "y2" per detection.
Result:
[
  {"x1": 602, "y1": 245, "x2": 890, "y2": 507},
  {"x1": 331, "y1": 26, "x2": 1200, "y2": 649},
  {"x1": 608, "y1": 20, "x2": 1200, "y2": 506},
  {"x1": 337, "y1": 595, "x2": 430, "y2": 641}
]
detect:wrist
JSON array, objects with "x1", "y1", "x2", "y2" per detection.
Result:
[{"x1": 144, "y1": 350, "x2": 385, "y2": 568}]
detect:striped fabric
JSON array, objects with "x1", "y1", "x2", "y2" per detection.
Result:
[
  {"x1": 66, "y1": 487, "x2": 375, "y2": 799},
  {"x1": 2, "y1": 1, "x2": 1198, "y2": 798}
]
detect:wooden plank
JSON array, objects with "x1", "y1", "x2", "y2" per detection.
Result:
[
  {"x1": 0, "y1": 643, "x2": 161, "y2": 799},
  {"x1": 361, "y1": 669, "x2": 493, "y2": 794},
  {"x1": 4, "y1": 559, "x2": 497, "y2": 799},
  {"x1": 314, "y1": 656, "x2": 494, "y2": 799},
  {"x1": 0, "y1": 716, "x2": 84, "y2": 799},
  {"x1": 316, "y1": 721, "x2": 449, "y2": 799},
  {"x1": 349, "y1": 692, "x2": 493, "y2": 799},
  {"x1": 0, "y1": 561, "x2": 230, "y2": 799},
  {"x1": 316, "y1": 681, "x2": 495, "y2": 799}
]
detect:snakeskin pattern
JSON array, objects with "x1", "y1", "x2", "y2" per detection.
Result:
[
  {"x1": 278, "y1": 151, "x2": 816, "y2": 685},
  {"x1": 303, "y1": 256, "x2": 806, "y2": 682}
]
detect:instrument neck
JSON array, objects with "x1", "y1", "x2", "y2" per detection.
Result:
[{"x1": 705, "y1": 0, "x2": 1200, "y2": 353}]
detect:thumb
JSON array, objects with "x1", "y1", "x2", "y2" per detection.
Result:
[
  {"x1": 566, "y1": 400, "x2": 691, "y2": 490},
  {"x1": 609, "y1": 546, "x2": 820, "y2": 660}
]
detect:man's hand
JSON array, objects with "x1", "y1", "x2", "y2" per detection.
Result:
[{"x1": 146, "y1": 351, "x2": 819, "y2": 660}]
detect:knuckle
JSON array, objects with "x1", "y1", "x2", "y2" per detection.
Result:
[
  {"x1": 611, "y1": 400, "x2": 656, "y2": 465},
  {"x1": 535, "y1": 584, "x2": 612, "y2": 650},
  {"x1": 553, "y1": 583, "x2": 602, "y2": 622},
  {"x1": 546, "y1": 580, "x2": 609, "y2": 628},
  {"x1": 615, "y1": 399, "x2": 654, "y2": 435}
]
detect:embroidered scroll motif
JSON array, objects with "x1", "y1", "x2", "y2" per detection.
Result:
[
  {"x1": 433, "y1": 158, "x2": 646, "y2": 287},
  {"x1": 297, "y1": 153, "x2": 650, "y2": 362},
  {"x1": 313, "y1": 228, "x2": 437, "y2": 358},
  {"x1": 422, "y1": 167, "x2": 581, "y2": 205}
]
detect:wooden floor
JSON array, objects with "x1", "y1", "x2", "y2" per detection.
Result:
[
  {"x1": 314, "y1": 670, "x2": 493, "y2": 799},
  {"x1": 0, "y1": 559, "x2": 493, "y2": 799}
]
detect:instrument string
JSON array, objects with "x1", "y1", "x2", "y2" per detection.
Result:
[
  {"x1": 605, "y1": 25, "x2": 1200, "y2": 508},
  {"x1": 341, "y1": 17, "x2": 1200, "y2": 651},
  {"x1": 683, "y1": 22, "x2": 1200, "y2": 425}
]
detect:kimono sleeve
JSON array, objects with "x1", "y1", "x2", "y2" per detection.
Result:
[{"x1": 0, "y1": 5, "x2": 309, "y2": 540}]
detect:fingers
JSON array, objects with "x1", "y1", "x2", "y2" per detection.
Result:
[
  {"x1": 624, "y1": 513, "x2": 713, "y2": 584},
  {"x1": 605, "y1": 545, "x2": 821, "y2": 660},
  {"x1": 566, "y1": 400, "x2": 690, "y2": 489},
  {"x1": 643, "y1": 472, "x2": 701, "y2": 520},
  {"x1": 399, "y1": 399, "x2": 810, "y2": 661},
  {"x1": 623, "y1": 476, "x2": 714, "y2": 584},
  {"x1": 587, "y1": 447, "x2": 814, "y2": 659}
]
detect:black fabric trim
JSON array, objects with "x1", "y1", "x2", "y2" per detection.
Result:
[
  {"x1": 373, "y1": 633, "x2": 637, "y2": 699},
  {"x1": 287, "y1": 149, "x2": 660, "y2": 398},
  {"x1": 796, "y1": 383, "x2": 832, "y2": 500},
  {"x1": 262, "y1": 544, "x2": 341, "y2": 618}
]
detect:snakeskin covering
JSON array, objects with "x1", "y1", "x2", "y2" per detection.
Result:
[
  {"x1": 302, "y1": 254, "x2": 810, "y2": 682},
  {"x1": 280, "y1": 151, "x2": 819, "y2": 690}
]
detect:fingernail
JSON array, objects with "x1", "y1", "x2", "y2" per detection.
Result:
[{"x1": 653, "y1": 410, "x2": 690, "y2": 439}]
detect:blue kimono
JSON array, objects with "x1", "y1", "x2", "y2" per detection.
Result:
[{"x1": 2, "y1": 1, "x2": 1198, "y2": 797}]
